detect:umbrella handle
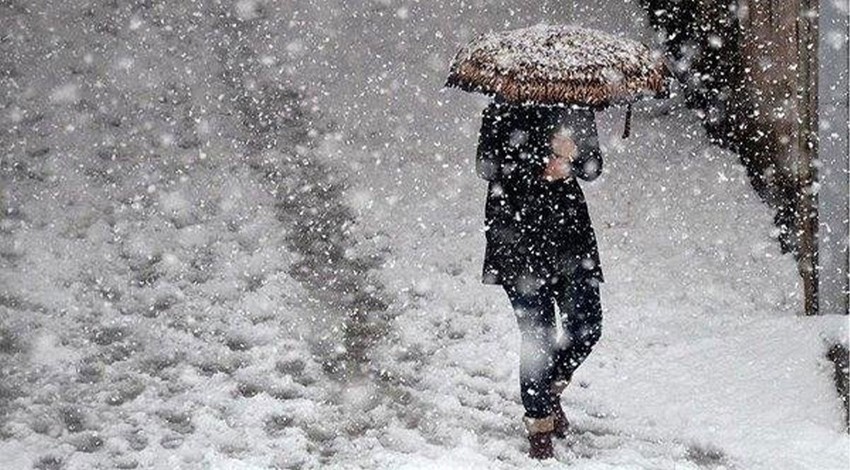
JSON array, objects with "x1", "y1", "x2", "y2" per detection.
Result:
[{"x1": 622, "y1": 103, "x2": 632, "y2": 139}]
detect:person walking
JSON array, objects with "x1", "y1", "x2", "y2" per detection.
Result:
[
  {"x1": 476, "y1": 98, "x2": 604, "y2": 459},
  {"x1": 448, "y1": 23, "x2": 669, "y2": 461}
]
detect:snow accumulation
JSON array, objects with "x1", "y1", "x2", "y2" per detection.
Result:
[
  {"x1": 452, "y1": 25, "x2": 655, "y2": 83},
  {"x1": 335, "y1": 102, "x2": 848, "y2": 469},
  {"x1": 445, "y1": 23, "x2": 669, "y2": 107},
  {"x1": 1, "y1": 1, "x2": 847, "y2": 470}
]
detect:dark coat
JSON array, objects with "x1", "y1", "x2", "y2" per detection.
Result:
[{"x1": 476, "y1": 101, "x2": 604, "y2": 289}]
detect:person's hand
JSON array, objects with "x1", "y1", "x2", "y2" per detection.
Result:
[
  {"x1": 543, "y1": 133, "x2": 577, "y2": 181},
  {"x1": 542, "y1": 155, "x2": 571, "y2": 181},
  {"x1": 551, "y1": 132, "x2": 577, "y2": 162}
]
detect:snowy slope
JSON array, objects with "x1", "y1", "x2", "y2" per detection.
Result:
[{"x1": 1, "y1": 1, "x2": 847, "y2": 469}]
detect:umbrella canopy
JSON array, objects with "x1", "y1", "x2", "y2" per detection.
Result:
[{"x1": 445, "y1": 25, "x2": 671, "y2": 107}]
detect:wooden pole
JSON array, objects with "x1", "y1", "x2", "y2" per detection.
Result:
[{"x1": 797, "y1": 0, "x2": 820, "y2": 315}]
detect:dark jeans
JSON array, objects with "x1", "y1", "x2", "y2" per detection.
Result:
[{"x1": 503, "y1": 274, "x2": 602, "y2": 419}]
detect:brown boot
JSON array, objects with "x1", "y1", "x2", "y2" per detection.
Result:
[
  {"x1": 550, "y1": 380, "x2": 570, "y2": 439},
  {"x1": 523, "y1": 415, "x2": 555, "y2": 460}
]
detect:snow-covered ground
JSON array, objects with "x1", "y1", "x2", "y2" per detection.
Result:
[
  {"x1": 1, "y1": 1, "x2": 847, "y2": 469},
  {"x1": 337, "y1": 101, "x2": 849, "y2": 469}
]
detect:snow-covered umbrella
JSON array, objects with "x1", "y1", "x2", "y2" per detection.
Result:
[{"x1": 445, "y1": 25, "x2": 671, "y2": 136}]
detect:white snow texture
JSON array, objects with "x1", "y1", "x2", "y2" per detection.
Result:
[{"x1": 0, "y1": 1, "x2": 847, "y2": 469}]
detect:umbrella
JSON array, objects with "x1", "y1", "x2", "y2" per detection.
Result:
[{"x1": 445, "y1": 25, "x2": 671, "y2": 136}]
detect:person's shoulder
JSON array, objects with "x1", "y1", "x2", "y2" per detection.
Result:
[
  {"x1": 483, "y1": 100, "x2": 517, "y2": 124},
  {"x1": 486, "y1": 99, "x2": 513, "y2": 112}
]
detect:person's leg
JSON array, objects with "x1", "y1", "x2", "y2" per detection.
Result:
[
  {"x1": 543, "y1": 277, "x2": 574, "y2": 438},
  {"x1": 502, "y1": 283, "x2": 558, "y2": 419},
  {"x1": 554, "y1": 274, "x2": 602, "y2": 384}
]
